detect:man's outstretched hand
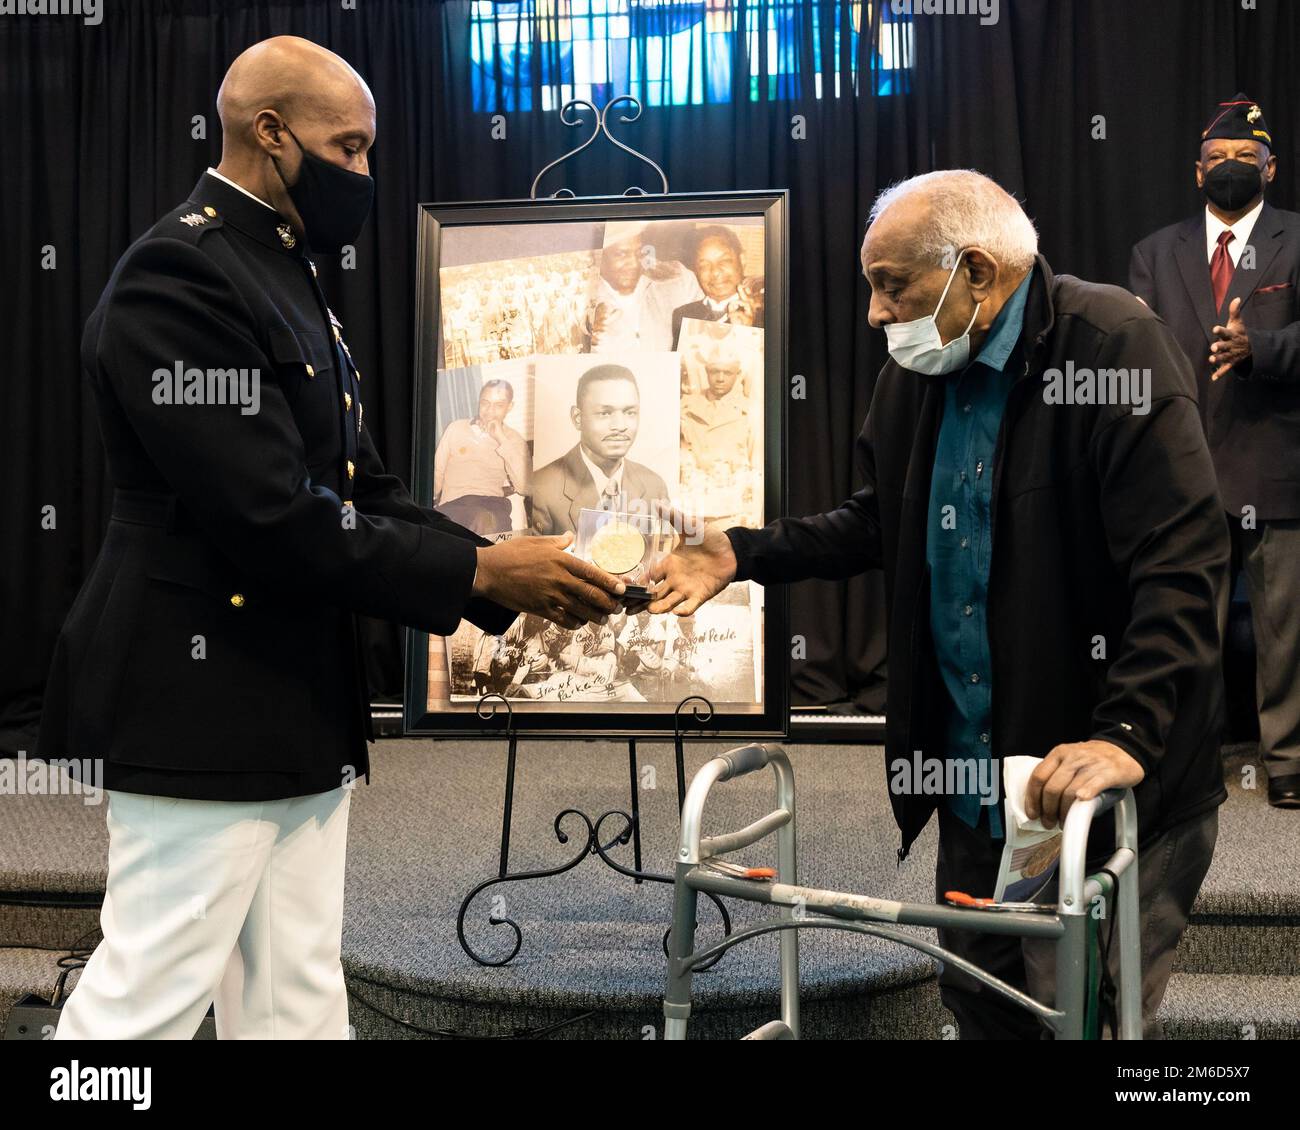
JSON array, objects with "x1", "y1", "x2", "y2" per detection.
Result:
[
  {"x1": 646, "y1": 510, "x2": 738, "y2": 616},
  {"x1": 473, "y1": 533, "x2": 625, "y2": 630}
]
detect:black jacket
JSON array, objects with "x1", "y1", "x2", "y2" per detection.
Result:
[
  {"x1": 37, "y1": 172, "x2": 516, "y2": 801},
  {"x1": 728, "y1": 256, "x2": 1229, "y2": 860},
  {"x1": 1130, "y1": 202, "x2": 1300, "y2": 520}
]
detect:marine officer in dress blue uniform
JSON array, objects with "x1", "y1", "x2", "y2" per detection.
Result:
[{"x1": 42, "y1": 36, "x2": 625, "y2": 1040}]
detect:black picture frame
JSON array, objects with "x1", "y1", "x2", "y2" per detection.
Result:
[{"x1": 403, "y1": 190, "x2": 789, "y2": 739}]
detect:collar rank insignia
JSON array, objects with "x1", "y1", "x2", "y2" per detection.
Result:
[
  {"x1": 276, "y1": 223, "x2": 297, "y2": 249},
  {"x1": 179, "y1": 212, "x2": 208, "y2": 227}
]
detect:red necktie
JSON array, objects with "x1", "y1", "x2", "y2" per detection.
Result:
[{"x1": 1211, "y1": 229, "x2": 1235, "y2": 313}]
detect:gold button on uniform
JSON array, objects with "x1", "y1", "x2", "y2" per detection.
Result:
[
  {"x1": 346, "y1": 460, "x2": 355, "y2": 480},
  {"x1": 305, "y1": 364, "x2": 315, "y2": 378},
  {"x1": 230, "y1": 593, "x2": 245, "y2": 608},
  {"x1": 203, "y1": 205, "x2": 217, "y2": 218},
  {"x1": 344, "y1": 392, "x2": 353, "y2": 410}
]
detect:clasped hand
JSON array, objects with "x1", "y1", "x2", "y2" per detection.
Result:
[{"x1": 1210, "y1": 297, "x2": 1251, "y2": 381}]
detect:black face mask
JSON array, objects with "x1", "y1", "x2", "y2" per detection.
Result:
[
  {"x1": 1202, "y1": 159, "x2": 1265, "y2": 213},
  {"x1": 272, "y1": 124, "x2": 373, "y2": 254}
]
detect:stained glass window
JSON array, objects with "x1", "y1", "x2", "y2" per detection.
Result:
[{"x1": 469, "y1": 1, "x2": 913, "y2": 112}]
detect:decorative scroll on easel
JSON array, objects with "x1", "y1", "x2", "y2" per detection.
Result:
[{"x1": 530, "y1": 94, "x2": 670, "y2": 199}]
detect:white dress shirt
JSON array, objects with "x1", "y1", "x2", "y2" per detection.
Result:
[
  {"x1": 206, "y1": 166, "x2": 276, "y2": 212},
  {"x1": 580, "y1": 445, "x2": 625, "y2": 502},
  {"x1": 1205, "y1": 198, "x2": 1264, "y2": 267}
]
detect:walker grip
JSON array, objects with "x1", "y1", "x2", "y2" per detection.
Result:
[{"x1": 715, "y1": 743, "x2": 775, "y2": 781}]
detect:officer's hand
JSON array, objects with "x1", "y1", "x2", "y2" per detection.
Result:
[
  {"x1": 645, "y1": 505, "x2": 737, "y2": 616},
  {"x1": 473, "y1": 533, "x2": 626, "y2": 630},
  {"x1": 1023, "y1": 740, "x2": 1145, "y2": 830}
]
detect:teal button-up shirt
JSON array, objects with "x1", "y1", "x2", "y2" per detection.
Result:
[{"x1": 925, "y1": 270, "x2": 1033, "y2": 836}]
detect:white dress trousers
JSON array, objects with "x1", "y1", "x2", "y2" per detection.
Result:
[{"x1": 54, "y1": 784, "x2": 353, "y2": 1040}]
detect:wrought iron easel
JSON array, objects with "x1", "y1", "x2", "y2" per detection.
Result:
[
  {"x1": 456, "y1": 95, "x2": 743, "y2": 968},
  {"x1": 456, "y1": 694, "x2": 732, "y2": 968}
]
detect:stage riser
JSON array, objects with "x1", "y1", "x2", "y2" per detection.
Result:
[
  {"x1": 1174, "y1": 921, "x2": 1300, "y2": 976},
  {"x1": 344, "y1": 973, "x2": 950, "y2": 1041},
  {"x1": 1158, "y1": 975, "x2": 1300, "y2": 1040},
  {"x1": 0, "y1": 903, "x2": 100, "y2": 951}
]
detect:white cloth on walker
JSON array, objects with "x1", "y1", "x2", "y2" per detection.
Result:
[
  {"x1": 993, "y1": 755, "x2": 1061, "y2": 902},
  {"x1": 54, "y1": 785, "x2": 352, "y2": 1040},
  {"x1": 1002, "y1": 754, "x2": 1050, "y2": 834}
]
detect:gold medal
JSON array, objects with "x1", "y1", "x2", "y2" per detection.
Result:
[{"x1": 590, "y1": 522, "x2": 646, "y2": 574}]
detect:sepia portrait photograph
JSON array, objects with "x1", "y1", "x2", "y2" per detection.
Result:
[
  {"x1": 432, "y1": 357, "x2": 535, "y2": 537},
  {"x1": 529, "y1": 352, "x2": 680, "y2": 536}
]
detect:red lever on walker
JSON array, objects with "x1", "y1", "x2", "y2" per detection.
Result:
[{"x1": 944, "y1": 890, "x2": 994, "y2": 907}]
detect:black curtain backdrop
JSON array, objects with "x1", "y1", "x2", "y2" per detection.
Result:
[{"x1": 3, "y1": 0, "x2": 1297, "y2": 754}]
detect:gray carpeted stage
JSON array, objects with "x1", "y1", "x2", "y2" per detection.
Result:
[{"x1": 2, "y1": 741, "x2": 1297, "y2": 1038}]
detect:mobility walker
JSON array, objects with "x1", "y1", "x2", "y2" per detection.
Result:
[{"x1": 663, "y1": 743, "x2": 1141, "y2": 1040}]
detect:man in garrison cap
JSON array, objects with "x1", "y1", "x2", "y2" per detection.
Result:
[{"x1": 1131, "y1": 94, "x2": 1300, "y2": 809}]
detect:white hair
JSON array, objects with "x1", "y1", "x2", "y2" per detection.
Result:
[{"x1": 866, "y1": 169, "x2": 1039, "y2": 272}]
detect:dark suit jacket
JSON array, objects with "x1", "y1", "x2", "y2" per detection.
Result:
[
  {"x1": 36, "y1": 172, "x2": 515, "y2": 801},
  {"x1": 1130, "y1": 202, "x2": 1300, "y2": 519},
  {"x1": 529, "y1": 443, "x2": 668, "y2": 535}
]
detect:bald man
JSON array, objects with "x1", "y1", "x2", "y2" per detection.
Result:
[{"x1": 39, "y1": 36, "x2": 624, "y2": 1040}]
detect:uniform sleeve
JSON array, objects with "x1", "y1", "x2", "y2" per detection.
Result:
[
  {"x1": 351, "y1": 417, "x2": 517, "y2": 635},
  {"x1": 90, "y1": 235, "x2": 511, "y2": 638}
]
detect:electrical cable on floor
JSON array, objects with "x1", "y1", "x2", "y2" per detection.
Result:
[
  {"x1": 346, "y1": 984, "x2": 596, "y2": 1039},
  {"x1": 0, "y1": 926, "x2": 100, "y2": 1010}
]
